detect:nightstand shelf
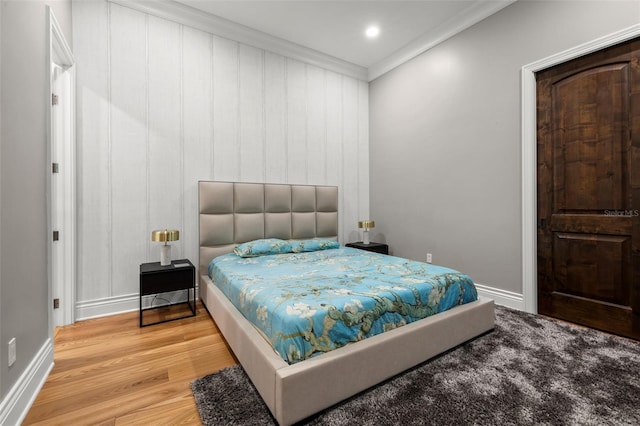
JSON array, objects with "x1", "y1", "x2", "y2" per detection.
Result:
[
  {"x1": 139, "y1": 259, "x2": 196, "y2": 327},
  {"x1": 345, "y1": 241, "x2": 389, "y2": 255}
]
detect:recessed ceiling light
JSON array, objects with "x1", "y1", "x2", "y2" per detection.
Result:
[{"x1": 365, "y1": 26, "x2": 380, "y2": 38}]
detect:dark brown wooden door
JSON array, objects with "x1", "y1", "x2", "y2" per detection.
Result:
[{"x1": 537, "y1": 38, "x2": 640, "y2": 340}]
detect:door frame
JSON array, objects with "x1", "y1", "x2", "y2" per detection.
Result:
[
  {"x1": 521, "y1": 23, "x2": 640, "y2": 314},
  {"x1": 47, "y1": 7, "x2": 76, "y2": 331}
]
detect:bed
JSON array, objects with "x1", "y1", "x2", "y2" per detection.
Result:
[{"x1": 198, "y1": 181, "x2": 495, "y2": 425}]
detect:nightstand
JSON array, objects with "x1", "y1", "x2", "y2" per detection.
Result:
[
  {"x1": 346, "y1": 241, "x2": 389, "y2": 255},
  {"x1": 139, "y1": 259, "x2": 196, "y2": 327}
]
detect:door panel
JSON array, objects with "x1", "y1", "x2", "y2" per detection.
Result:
[
  {"x1": 552, "y1": 64, "x2": 628, "y2": 212},
  {"x1": 554, "y1": 233, "x2": 630, "y2": 305},
  {"x1": 537, "y1": 38, "x2": 640, "y2": 340}
]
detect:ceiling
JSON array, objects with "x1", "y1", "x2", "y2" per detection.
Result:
[{"x1": 173, "y1": 0, "x2": 514, "y2": 78}]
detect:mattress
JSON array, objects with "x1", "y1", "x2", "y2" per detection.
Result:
[{"x1": 209, "y1": 246, "x2": 478, "y2": 364}]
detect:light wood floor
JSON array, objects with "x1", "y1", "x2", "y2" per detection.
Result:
[{"x1": 23, "y1": 302, "x2": 237, "y2": 426}]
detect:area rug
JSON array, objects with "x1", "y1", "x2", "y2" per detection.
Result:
[{"x1": 191, "y1": 305, "x2": 640, "y2": 425}]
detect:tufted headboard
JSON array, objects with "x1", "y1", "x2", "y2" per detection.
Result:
[{"x1": 198, "y1": 181, "x2": 339, "y2": 276}]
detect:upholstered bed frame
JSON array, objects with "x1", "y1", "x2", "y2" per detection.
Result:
[{"x1": 198, "y1": 181, "x2": 495, "y2": 425}]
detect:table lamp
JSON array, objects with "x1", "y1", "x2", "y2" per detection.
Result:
[
  {"x1": 358, "y1": 220, "x2": 375, "y2": 245},
  {"x1": 151, "y1": 229, "x2": 179, "y2": 266}
]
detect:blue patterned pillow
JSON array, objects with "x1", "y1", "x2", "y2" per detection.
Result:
[
  {"x1": 233, "y1": 238, "x2": 293, "y2": 258},
  {"x1": 290, "y1": 238, "x2": 340, "y2": 253}
]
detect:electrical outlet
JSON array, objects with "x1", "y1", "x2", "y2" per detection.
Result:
[
  {"x1": 426, "y1": 253, "x2": 433, "y2": 264},
  {"x1": 8, "y1": 338, "x2": 16, "y2": 367}
]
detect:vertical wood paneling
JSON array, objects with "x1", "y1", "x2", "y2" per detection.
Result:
[
  {"x1": 239, "y1": 44, "x2": 265, "y2": 182},
  {"x1": 325, "y1": 71, "x2": 344, "y2": 240},
  {"x1": 342, "y1": 77, "x2": 360, "y2": 242},
  {"x1": 147, "y1": 16, "x2": 183, "y2": 262},
  {"x1": 358, "y1": 80, "x2": 370, "y2": 223},
  {"x1": 286, "y1": 59, "x2": 307, "y2": 183},
  {"x1": 264, "y1": 52, "x2": 287, "y2": 183},
  {"x1": 212, "y1": 36, "x2": 239, "y2": 181},
  {"x1": 74, "y1": 1, "x2": 369, "y2": 310},
  {"x1": 109, "y1": 4, "x2": 148, "y2": 295},
  {"x1": 182, "y1": 27, "x2": 213, "y2": 270},
  {"x1": 73, "y1": 0, "x2": 111, "y2": 301},
  {"x1": 306, "y1": 66, "x2": 326, "y2": 183}
]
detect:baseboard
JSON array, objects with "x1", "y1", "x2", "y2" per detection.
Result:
[
  {"x1": 75, "y1": 293, "x2": 139, "y2": 321},
  {"x1": 474, "y1": 282, "x2": 524, "y2": 311},
  {"x1": 0, "y1": 338, "x2": 54, "y2": 426},
  {"x1": 75, "y1": 287, "x2": 200, "y2": 321},
  {"x1": 76, "y1": 283, "x2": 516, "y2": 320},
  {"x1": 75, "y1": 283, "x2": 516, "y2": 320}
]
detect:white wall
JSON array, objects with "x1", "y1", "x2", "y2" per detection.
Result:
[
  {"x1": 73, "y1": 0, "x2": 369, "y2": 318},
  {"x1": 0, "y1": 0, "x2": 3, "y2": 398},
  {"x1": 0, "y1": 0, "x2": 72, "y2": 422},
  {"x1": 369, "y1": 0, "x2": 640, "y2": 301},
  {"x1": 0, "y1": 0, "x2": 3, "y2": 397}
]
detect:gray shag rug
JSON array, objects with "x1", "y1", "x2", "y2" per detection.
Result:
[{"x1": 191, "y1": 306, "x2": 640, "y2": 425}]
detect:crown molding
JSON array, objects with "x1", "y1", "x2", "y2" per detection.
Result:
[
  {"x1": 108, "y1": 0, "x2": 368, "y2": 81},
  {"x1": 368, "y1": 0, "x2": 517, "y2": 81},
  {"x1": 108, "y1": 0, "x2": 516, "y2": 82}
]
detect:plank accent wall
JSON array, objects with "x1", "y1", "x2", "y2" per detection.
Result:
[{"x1": 73, "y1": 1, "x2": 369, "y2": 315}]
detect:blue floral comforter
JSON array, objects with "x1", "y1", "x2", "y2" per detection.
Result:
[{"x1": 209, "y1": 247, "x2": 478, "y2": 364}]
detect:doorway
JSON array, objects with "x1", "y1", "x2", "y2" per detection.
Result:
[
  {"x1": 48, "y1": 8, "x2": 76, "y2": 329},
  {"x1": 536, "y1": 38, "x2": 640, "y2": 340}
]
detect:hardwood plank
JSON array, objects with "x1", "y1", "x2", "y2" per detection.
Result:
[
  {"x1": 23, "y1": 302, "x2": 237, "y2": 425},
  {"x1": 114, "y1": 393, "x2": 201, "y2": 426}
]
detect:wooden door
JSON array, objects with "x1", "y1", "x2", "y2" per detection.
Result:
[{"x1": 537, "y1": 38, "x2": 640, "y2": 340}]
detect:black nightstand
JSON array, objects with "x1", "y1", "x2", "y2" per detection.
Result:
[
  {"x1": 139, "y1": 259, "x2": 196, "y2": 327},
  {"x1": 346, "y1": 242, "x2": 389, "y2": 255}
]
